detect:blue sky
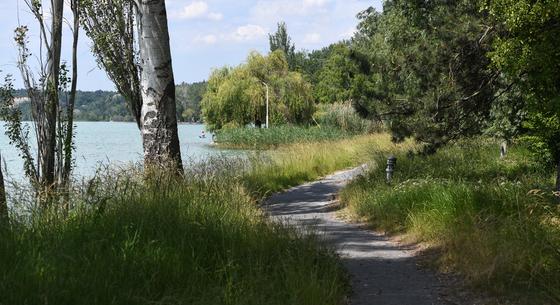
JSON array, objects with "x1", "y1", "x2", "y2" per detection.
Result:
[{"x1": 0, "y1": 0, "x2": 382, "y2": 91}]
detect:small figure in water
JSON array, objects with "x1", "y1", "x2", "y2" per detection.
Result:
[{"x1": 199, "y1": 131, "x2": 207, "y2": 139}]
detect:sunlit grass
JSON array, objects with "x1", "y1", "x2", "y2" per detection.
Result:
[
  {"x1": 243, "y1": 133, "x2": 415, "y2": 197},
  {"x1": 340, "y1": 139, "x2": 560, "y2": 303}
]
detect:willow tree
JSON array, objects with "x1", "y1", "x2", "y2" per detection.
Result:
[
  {"x1": 81, "y1": 0, "x2": 182, "y2": 170},
  {"x1": 202, "y1": 51, "x2": 315, "y2": 131}
]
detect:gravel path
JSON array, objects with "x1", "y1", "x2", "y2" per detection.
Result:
[{"x1": 264, "y1": 167, "x2": 447, "y2": 305}]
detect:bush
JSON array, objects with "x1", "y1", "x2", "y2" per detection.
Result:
[{"x1": 314, "y1": 102, "x2": 381, "y2": 135}]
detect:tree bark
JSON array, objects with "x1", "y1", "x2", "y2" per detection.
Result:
[
  {"x1": 41, "y1": 0, "x2": 64, "y2": 191},
  {"x1": 63, "y1": 0, "x2": 79, "y2": 186},
  {"x1": 136, "y1": 0, "x2": 182, "y2": 170},
  {"x1": 0, "y1": 153, "x2": 8, "y2": 222}
]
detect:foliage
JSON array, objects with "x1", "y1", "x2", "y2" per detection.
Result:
[
  {"x1": 12, "y1": 83, "x2": 207, "y2": 123},
  {"x1": 313, "y1": 43, "x2": 358, "y2": 104},
  {"x1": 202, "y1": 51, "x2": 315, "y2": 131},
  {"x1": 350, "y1": 1, "x2": 499, "y2": 151},
  {"x1": 176, "y1": 81, "x2": 207, "y2": 122},
  {"x1": 485, "y1": 0, "x2": 560, "y2": 174},
  {"x1": 341, "y1": 140, "x2": 559, "y2": 303},
  {"x1": 79, "y1": 0, "x2": 141, "y2": 125},
  {"x1": 214, "y1": 125, "x2": 349, "y2": 149},
  {"x1": 0, "y1": 77, "x2": 36, "y2": 183},
  {"x1": 0, "y1": 161, "x2": 347, "y2": 305},
  {"x1": 314, "y1": 102, "x2": 381, "y2": 135},
  {"x1": 269, "y1": 22, "x2": 297, "y2": 70}
]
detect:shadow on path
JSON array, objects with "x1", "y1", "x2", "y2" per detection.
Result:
[{"x1": 264, "y1": 167, "x2": 446, "y2": 305}]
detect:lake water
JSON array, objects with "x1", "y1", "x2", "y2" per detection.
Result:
[{"x1": 0, "y1": 122, "x2": 235, "y2": 181}]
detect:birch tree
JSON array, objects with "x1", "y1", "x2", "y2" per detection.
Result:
[{"x1": 81, "y1": 0, "x2": 182, "y2": 170}]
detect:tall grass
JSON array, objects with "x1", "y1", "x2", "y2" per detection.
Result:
[
  {"x1": 215, "y1": 125, "x2": 349, "y2": 149},
  {"x1": 0, "y1": 160, "x2": 347, "y2": 305},
  {"x1": 214, "y1": 102, "x2": 379, "y2": 149},
  {"x1": 314, "y1": 102, "x2": 381, "y2": 135},
  {"x1": 243, "y1": 134, "x2": 415, "y2": 197},
  {"x1": 340, "y1": 139, "x2": 560, "y2": 303}
]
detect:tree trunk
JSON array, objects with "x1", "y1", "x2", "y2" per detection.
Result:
[
  {"x1": 63, "y1": 0, "x2": 79, "y2": 186},
  {"x1": 136, "y1": 0, "x2": 182, "y2": 170},
  {"x1": 0, "y1": 153, "x2": 8, "y2": 222},
  {"x1": 41, "y1": 0, "x2": 64, "y2": 192}
]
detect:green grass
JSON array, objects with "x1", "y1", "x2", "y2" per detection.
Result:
[
  {"x1": 0, "y1": 161, "x2": 347, "y2": 305},
  {"x1": 242, "y1": 134, "x2": 415, "y2": 197},
  {"x1": 214, "y1": 125, "x2": 350, "y2": 149},
  {"x1": 340, "y1": 139, "x2": 560, "y2": 303}
]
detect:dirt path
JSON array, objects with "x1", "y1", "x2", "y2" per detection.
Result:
[{"x1": 264, "y1": 167, "x2": 447, "y2": 305}]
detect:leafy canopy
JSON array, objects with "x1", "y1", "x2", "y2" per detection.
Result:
[
  {"x1": 350, "y1": 1, "x2": 498, "y2": 151},
  {"x1": 201, "y1": 51, "x2": 314, "y2": 131}
]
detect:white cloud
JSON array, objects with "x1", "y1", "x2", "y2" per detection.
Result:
[
  {"x1": 179, "y1": 1, "x2": 208, "y2": 19},
  {"x1": 195, "y1": 34, "x2": 218, "y2": 44},
  {"x1": 303, "y1": 0, "x2": 328, "y2": 8},
  {"x1": 303, "y1": 32, "x2": 322, "y2": 43},
  {"x1": 174, "y1": 1, "x2": 223, "y2": 21},
  {"x1": 207, "y1": 12, "x2": 223, "y2": 21},
  {"x1": 251, "y1": 0, "x2": 329, "y2": 21},
  {"x1": 231, "y1": 24, "x2": 267, "y2": 41}
]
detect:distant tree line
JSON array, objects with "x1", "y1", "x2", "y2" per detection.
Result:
[{"x1": 12, "y1": 82, "x2": 207, "y2": 123}]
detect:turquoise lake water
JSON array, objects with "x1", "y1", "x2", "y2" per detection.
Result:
[{"x1": 0, "y1": 122, "x2": 233, "y2": 182}]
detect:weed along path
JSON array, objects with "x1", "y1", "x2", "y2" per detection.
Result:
[{"x1": 264, "y1": 167, "x2": 446, "y2": 305}]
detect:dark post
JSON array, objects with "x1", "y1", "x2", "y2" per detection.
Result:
[{"x1": 386, "y1": 155, "x2": 397, "y2": 184}]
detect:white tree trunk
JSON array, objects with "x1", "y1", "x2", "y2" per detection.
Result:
[{"x1": 136, "y1": 0, "x2": 182, "y2": 169}]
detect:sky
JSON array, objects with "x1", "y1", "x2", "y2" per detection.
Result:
[{"x1": 0, "y1": 0, "x2": 383, "y2": 91}]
